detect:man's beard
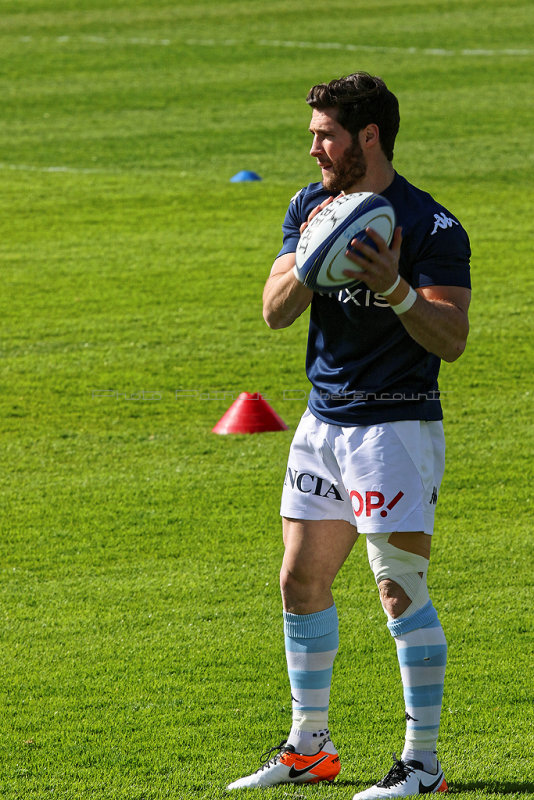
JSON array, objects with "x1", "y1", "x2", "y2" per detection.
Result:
[{"x1": 322, "y1": 141, "x2": 367, "y2": 193}]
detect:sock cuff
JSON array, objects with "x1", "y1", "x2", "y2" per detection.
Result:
[
  {"x1": 283, "y1": 604, "x2": 338, "y2": 639},
  {"x1": 387, "y1": 600, "x2": 438, "y2": 637}
]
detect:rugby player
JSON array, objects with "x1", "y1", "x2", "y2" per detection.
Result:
[{"x1": 227, "y1": 72, "x2": 471, "y2": 799}]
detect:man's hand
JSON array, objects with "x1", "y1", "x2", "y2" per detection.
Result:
[
  {"x1": 342, "y1": 225, "x2": 403, "y2": 295},
  {"x1": 299, "y1": 196, "x2": 336, "y2": 234}
]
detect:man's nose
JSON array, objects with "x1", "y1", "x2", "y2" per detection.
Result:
[{"x1": 310, "y1": 136, "x2": 322, "y2": 156}]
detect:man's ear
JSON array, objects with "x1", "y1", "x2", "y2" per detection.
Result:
[{"x1": 360, "y1": 124, "x2": 380, "y2": 148}]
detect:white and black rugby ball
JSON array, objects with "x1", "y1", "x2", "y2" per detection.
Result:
[{"x1": 294, "y1": 192, "x2": 396, "y2": 291}]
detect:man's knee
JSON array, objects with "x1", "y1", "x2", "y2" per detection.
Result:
[
  {"x1": 378, "y1": 578, "x2": 412, "y2": 619},
  {"x1": 279, "y1": 562, "x2": 303, "y2": 598},
  {"x1": 280, "y1": 562, "x2": 331, "y2": 608},
  {"x1": 367, "y1": 533, "x2": 431, "y2": 621}
]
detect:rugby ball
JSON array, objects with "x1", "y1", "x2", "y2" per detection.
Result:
[{"x1": 294, "y1": 192, "x2": 396, "y2": 291}]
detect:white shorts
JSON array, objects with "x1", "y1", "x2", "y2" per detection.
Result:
[{"x1": 280, "y1": 409, "x2": 446, "y2": 534}]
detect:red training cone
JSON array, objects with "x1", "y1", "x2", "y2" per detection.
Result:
[{"x1": 212, "y1": 392, "x2": 288, "y2": 434}]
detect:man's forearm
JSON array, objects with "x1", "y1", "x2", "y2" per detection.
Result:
[
  {"x1": 263, "y1": 260, "x2": 313, "y2": 329},
  {"x1": 384, "y1": 280, "x2": 470, "y2": 363}
]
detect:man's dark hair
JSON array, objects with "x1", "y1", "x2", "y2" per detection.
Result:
[{"x1": 306, "y1": 72, "x2": 400, "y2": 161}]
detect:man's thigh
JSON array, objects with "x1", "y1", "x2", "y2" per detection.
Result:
[{"x1": 281, "y1": 517, "x2": 358, "y2": 613}]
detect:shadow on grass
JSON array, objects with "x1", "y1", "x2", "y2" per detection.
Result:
[
  {"x1": 450, "y1": 780, "x2": 534, "y2": 795},
  {"x1": 328, "y1": 778, "x2": 534, "y2": 796}
]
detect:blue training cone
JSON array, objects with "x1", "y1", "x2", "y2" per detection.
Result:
[{"x1": 230, "y1": 170, "x2": 262, "y2": 182}]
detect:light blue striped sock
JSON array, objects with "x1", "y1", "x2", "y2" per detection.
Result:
[
  {"x1": 388, "y1": 601, "x2": 447, "y2": 771},
  {"x1": 284, "y1": 604, "x2": 339, "y2": 754}
]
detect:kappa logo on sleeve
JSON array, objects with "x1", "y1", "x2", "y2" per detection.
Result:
[{"x1": 430, "y1": 211, "x2": 459, "y2": 235}]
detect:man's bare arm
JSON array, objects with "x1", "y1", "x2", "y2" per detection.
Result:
[
  {"x1": 262, "y1": 253, "x2": 313, "y2": 330},
  {"x1": 344, "y1": 227, "x2": 470, "y2": 362}
]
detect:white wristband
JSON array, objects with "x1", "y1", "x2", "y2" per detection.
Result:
[
  {"x1": 380, "y1": 274, "x2": 401, "y2": 297},
  {"x1": 390, "y1": 285, "x2": 418, "y2": 315}
]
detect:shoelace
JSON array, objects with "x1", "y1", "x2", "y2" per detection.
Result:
[
  {"x1": 257, "y1": 740, "x2": 293, "y2": 771},
  {"x1": 377, "y1": 755, "x2": 413, "y2": 788}
]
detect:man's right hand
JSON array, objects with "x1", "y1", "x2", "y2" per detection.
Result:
[{"x1": 298, "y1": 195, "x2": 336, "y2": 234}]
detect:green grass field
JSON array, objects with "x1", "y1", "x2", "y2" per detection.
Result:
[{"x1": 0, "y1": 1, "x2": 533, "y2": 797}]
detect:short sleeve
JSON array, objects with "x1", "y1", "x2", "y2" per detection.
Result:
[
  {"x1": 410, "y1": 213, "x2": 471, "y2": 289},
  {"x1": 277, "y1": 189, "x2": 305, "y2": 259}
]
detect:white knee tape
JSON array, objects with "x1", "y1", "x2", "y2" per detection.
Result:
[{"x1": 366, "y1": 533, "x2": 430, "y2": 612}]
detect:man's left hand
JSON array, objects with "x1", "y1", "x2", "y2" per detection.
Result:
[{"x1": 343, "y1": 225, "x2": 403, "y2": 295}]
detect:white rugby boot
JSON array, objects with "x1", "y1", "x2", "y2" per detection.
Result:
[{"x1": 352, "y1": 755, "x2": 448, "y2": 799}]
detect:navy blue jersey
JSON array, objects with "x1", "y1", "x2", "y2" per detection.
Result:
[{"x1": 277, "y1": 172, "x2": 471, "y2": 425}]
